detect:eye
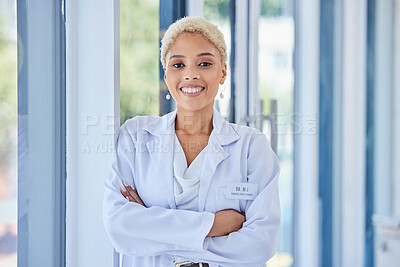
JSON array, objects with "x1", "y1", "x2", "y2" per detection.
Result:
[
  {"x1": 199, "y1": 62, "x2": 212, "y2": 67},
  {"x1": 172, "y1": 63, "x2": 184, "y2": 68}
]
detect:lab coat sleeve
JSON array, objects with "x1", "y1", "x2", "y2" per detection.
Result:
[
  {"x1": 103, "y1": 123, "x2": 215, "y2": 256},
  {"x1": 193, "y1": 131, "x2": 281, "y2": 266}
]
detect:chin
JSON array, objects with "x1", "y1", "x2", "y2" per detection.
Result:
[{"x1": 179, "y1": 102, "x2": 214, "y2": 112}]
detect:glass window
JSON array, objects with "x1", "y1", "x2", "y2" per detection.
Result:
[
  {"x1": 120, "y1": 0, "x2": 160, "y2": 124},
  {"x1": 204, "y1": 0, "x2": 231, "y2": 119},
  {"x1": 0, "y1": 1, "x2": 17, "y2": 266},
  {"x1": 259, "y1": 0, "x2": 294, "y2": 266}
]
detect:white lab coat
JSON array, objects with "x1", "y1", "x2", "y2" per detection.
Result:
[{"x1": 103, "y1": 106, "x2": 280, "y2": 267}]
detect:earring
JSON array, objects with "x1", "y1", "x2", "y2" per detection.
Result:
[
  {"x1": 219, "y1": 83, "x2": 226, "y2": 99},
  {"x1": 166, "y1": 91, "x2": 171, "y2": 100}
]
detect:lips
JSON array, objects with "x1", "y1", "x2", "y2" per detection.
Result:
[
  {"x1": 180, "y1": 86, "x2": 204, "y2": 93},
  {"x1": 179, "y1": 86, "x2": 205, "y2": 97}
]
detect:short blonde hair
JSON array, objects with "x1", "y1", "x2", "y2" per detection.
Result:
[{"x1": 160, "y1": 16, "x2": 227, "y2": 68}]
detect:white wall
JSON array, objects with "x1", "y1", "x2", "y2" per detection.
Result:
[{"x1": 66, "y1": 0, "x2": 119, "y2": 266}]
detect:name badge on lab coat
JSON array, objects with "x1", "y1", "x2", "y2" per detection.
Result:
[{"x1": 225, "y1": 182, "x2": 258, "y2": 200}]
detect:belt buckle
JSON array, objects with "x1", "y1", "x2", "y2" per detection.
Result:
[{"x1": 175, "y1": 261, "x2": 203, "y2": 267}]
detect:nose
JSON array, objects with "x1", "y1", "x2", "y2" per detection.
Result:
[{"x1": 184, "y1": 66, "x2": 200, "y2": 80}]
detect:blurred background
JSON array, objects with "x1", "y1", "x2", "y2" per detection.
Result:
[
  {"x1": 1, "y1": 0, "x2": 399, "y2": 266},
  {"x1": 0, "y1": 0, "x2": 17, "y2": 266}
]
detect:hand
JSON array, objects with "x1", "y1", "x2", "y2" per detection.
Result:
[
  {"x1": 207, "y1": 209, "x2": 245, "y2": 237},
  {"x1": 120, "y1": 181, "x2": 146, "y2": 207}
]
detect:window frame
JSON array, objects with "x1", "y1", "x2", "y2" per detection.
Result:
[
  {"x1": 17, "y1": 0, "x2": 66, "y2": 266},
  {"x1": 394, "y1": 0, "x2": 400, "y2": 219},
  {"x1": 293, "y1": 0, "x2": 320, "y2": 266}
]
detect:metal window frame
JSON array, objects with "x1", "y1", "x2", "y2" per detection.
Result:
[
  {"x1": 293, "y1": 0, "x2": 320, "y2": 266},
  {"x1": 339, "y1": 0, "x2": 367, "y2": 266},
  {"x1": 332, "y1": 0, "x2": 343, "y2": 266},
  {"x1": 366, "y1": 0, "x2": 397, "y2": 266},
  {"x1": 318, "y1": 0, "x2": 334, "y2": 266},
  {"x1": 234, "y1": 0, "x2": 249, "y2": 124},
  {"x1": 248, "y1": 0, "x2": 261, "y2": 127},
  {"x1": 365, "y1": 0, "x2": 376, "y2": 266},
  {"x1": 394, "y1": 0, "x2": 400, "y2": 219},
  {"x1": 17, "y1": 0, "x2": 66, "y2": 266},
  {"x1": 229, "y1": 0, "x2": 236, "y2": 123},
  {"x1": 372, "y1": 0, "x2": 394, "y2": 217}
]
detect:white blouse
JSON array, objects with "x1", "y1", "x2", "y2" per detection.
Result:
[
  {"x1": 173, "y1": 133, "x2": 209, "y2": 265},
  {"x1": 173, "y1": 133, "x2": 208, "y2": 211}
]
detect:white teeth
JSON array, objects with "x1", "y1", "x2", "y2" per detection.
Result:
[{"x1": 181, "y1": 87, "x2": 204, "y2": 93}]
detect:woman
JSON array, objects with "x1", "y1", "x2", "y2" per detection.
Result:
[{"x1": 103, "y1": 16, "x2": 280, "y2": 267}]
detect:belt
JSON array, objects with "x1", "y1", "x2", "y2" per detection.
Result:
[{"x1": 175, "y1": 261, "x2": 209, "y2": 267}]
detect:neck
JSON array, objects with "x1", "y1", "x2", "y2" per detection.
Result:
[{"x1": 175, "y1": 104, "x2": 214, "y2": 135}]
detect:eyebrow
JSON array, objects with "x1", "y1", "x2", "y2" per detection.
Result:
[{"x1": 169, "y1": 52, "x2": 215, "y2": 60}]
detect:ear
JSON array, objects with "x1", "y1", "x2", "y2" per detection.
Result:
[
  {"x1": 220, "y1": 63, "x2": 227, "y2": 84},
  {"x1": 163, "y1": 68, "x2": 167, "y2": 80}
]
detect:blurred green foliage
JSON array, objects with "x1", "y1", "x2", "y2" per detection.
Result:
[
  {"x1": 261, "y1": 0, "x2": 284, "y2": 16},
  {"x1": 120, "y1": 0, "x2": 159, "y2": 125},
  {"x1": 204, "y1": 0, "x2": 230, "y2": 21},
  {"x1": 204, "y1": 0, "x2": 285, "y2": 20},
  {"x1": 0, "y1": 14, "x2": 17, "y2": 172}
]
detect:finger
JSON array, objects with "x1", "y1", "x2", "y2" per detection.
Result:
[
  {"x1": 120, "y1": 189, "x2": 136, "y2": 203},
  {"x1": 126, "y1": 186, "x2": 145, "y2": 206},
  {"x1": 132, "y1": 188, "x2": 146, "y2": 206},
  {"x1": 121, "y1": 189, "x2": 130, "y2": 201},
  {"x1": 120, "y1": 189, "x2": 131, "y2": 198},
  {"x1": 122, "y1": 181, "x2": 138, "y2": 201},
  {"x1": 126, "y1": 186, "x2": 141, "y2": 202},
  {"x1": 125, "y1": 184, "x2": 135, "y2": 196},
  {"x1": 119, "y1": 189, "x2": 128, "y2": 197},
  {"x1": 126, "y1": 193, "x2": 137, "y2": 203},
  {"x1": 121, "y1": 183, "x2": 144, "y2": 206},
  {"x1": 122, "y1": 181, "x2": 132, "y2": 195},
  {"x1": 127, "y1": 194, "x2": 135, "y2": 202}
]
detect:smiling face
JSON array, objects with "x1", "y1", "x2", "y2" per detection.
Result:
[{"x1": 164, "y1": 33, "x2": 227, "y2": 112}]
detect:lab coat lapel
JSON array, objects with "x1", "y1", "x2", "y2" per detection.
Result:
[
  {"x1": 144, "y1": 110, "x2": 177, "y2": 209},
  {"x1": 198, "y1": 107, "x2": 240, "y2": 212},
  {"x1": 198, "y1": 136, "x2": 230, "y2": 212}
]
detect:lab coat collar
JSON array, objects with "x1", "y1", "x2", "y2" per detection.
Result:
[{"x1": 143, "y1": 106, "x2": 240, "y2": 146}]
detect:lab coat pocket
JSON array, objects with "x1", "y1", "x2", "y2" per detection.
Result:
[{"x1": 214, "y1": 187, "x2": 243, "y2": 213}]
